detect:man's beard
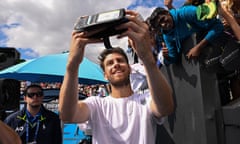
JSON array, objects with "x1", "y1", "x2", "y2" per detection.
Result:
[
  {"x1": 29, "y1": 104, "x2": 41, "y2": 109},
  {"x1": 109, "y1": 77, "x2": 131, "y2": 88}
]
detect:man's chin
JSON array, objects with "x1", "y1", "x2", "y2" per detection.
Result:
[
  {"x1": 30, "y1": 104, "x2": 41, "y2": 108},
  {"x1": 110, "y1": 79, "x2": 130, "y2": 87}
]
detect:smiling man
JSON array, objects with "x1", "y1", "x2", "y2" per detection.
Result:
[
  {"x1": 59, "y1": 10, "x2": 174, "y2": 144},
  {"x1": 148, "y1": 5, "x2": 223, "y2": 65}
]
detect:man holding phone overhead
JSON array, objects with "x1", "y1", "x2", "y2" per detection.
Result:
[{"x1": 59, "y1": 9, "x2": 174, "y2": 144}]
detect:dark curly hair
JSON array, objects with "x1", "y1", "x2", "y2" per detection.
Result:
[
  {"x1": 148, "y1": 7, "x2": 169, "y2": 31},
  {"x1": 98, "y1": 47, "x2": 129, "y2": 71}
]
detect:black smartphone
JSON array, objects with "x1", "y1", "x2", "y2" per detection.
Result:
[{"x1": 74, "y1": 8, "x2": 129, "y2": 38}]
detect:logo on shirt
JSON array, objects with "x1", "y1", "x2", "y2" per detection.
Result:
[{"x1": 15, "y1": 126, "x2": 24, "y2": 132}]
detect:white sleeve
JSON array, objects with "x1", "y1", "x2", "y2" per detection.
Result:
[{"x1": 158, "y1": 51, "x2": 165, "y2": 66}]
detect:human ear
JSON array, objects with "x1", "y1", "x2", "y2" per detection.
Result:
[{"x1": 104, "y1": 72, "x2": 108, "y2": 81}]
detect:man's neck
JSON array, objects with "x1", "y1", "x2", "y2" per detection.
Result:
[
  {"x1": 27, "y1": 105, "x2": 41, "y2": 117},
  {"x1": 110, "y1": 85, "x2": 134, "y2": 98}
]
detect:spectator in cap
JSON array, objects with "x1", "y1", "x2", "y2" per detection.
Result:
[{"x1": 148, "y1": 5, "x2": 223, "y2": 65}]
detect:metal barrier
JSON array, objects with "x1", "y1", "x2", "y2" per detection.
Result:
[{"x1": 156, "y1": 36, "x2": 225, "y2": 144}]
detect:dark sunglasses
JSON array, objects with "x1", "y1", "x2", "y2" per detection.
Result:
[{"x1": 26, "y1": 92, "x2": 43, "y2": 98}]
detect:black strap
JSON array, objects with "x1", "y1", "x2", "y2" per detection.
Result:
[{"x1": 103, "y1": 37, "x2": 113, "y2": 49}]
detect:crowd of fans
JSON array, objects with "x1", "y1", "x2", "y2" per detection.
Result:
[
  {"x1": 20, "y1": 81, "x2": 110, "y2": 97},
  {"x1": 1, "y1": 1, "x2": 240, "y2": 143},
  {"x1": 146, "y1": 0, "x2": 240, "y2": 105},
  {"x1": 18, "y1": 0, "x2": 240, "y2": 107}
]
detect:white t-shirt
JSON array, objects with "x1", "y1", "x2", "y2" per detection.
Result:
[{"x1": 83, "y1": 92, "x2": 164, "y2": 144}]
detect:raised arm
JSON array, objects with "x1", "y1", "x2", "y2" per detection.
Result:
[
  {"x1": 143, "y1": 46, "x2": 174, "y2": 118},
  {"x1": 164, "y1": 0, "x2": 175, "y2": 10},
  {"x1": 218, "y1": 2, "x2": 240, "y2": 41},
  {"x1": 183, "y1": 6, "x2": 224, "y2": 59},
  {"x1": 117, "y1": 10, "x2": 174, "y2": 118},
  {"x1": 59, "y1": 31, "x2": 101, "y2": 123}
]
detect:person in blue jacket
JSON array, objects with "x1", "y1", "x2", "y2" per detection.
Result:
[
  {"x1": 4, "y1": 84, "x2": 62, "y2": 144},
  {"x1": 148, "y1": 5, "x2": 224, "y2": 65}
]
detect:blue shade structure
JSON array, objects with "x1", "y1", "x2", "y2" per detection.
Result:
[{"x1": 0, "y1": 53, "x2": 107, "y2": 84}]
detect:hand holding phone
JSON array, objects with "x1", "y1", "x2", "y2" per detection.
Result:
[{"x1": 74, "y1": 9, "x2": 129, "y2": 38}]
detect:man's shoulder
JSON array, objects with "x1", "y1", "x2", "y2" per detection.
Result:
[
  {"x1": 178, "y1": 5, "x2": 197, "y2": 11},
  {"x1": 41, "y1": 106, "x2": 59, "y2": 119},
  {"x1": 173, "y1": 5, "x2": 197, "y2": 17},
  {"x1": 84, "y1": 95, "x2": 102, "y2": 101},
  {"x1": 4, "y1": 110, "x2": 23, "y2": 123},
  {"x1": 84, "y1": 96, "x2": 115, "y2": 107}
]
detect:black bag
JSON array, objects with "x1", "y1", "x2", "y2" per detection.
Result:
[
  {"x1": 220, "y1": 38, "x2": 240, "y2": 71},
  {"x1": 199, "y1": 44, "x2": 224, "y2": 73},
  {"x1": 200, "y1": 32, "x2": 240, "y2": 73}
]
